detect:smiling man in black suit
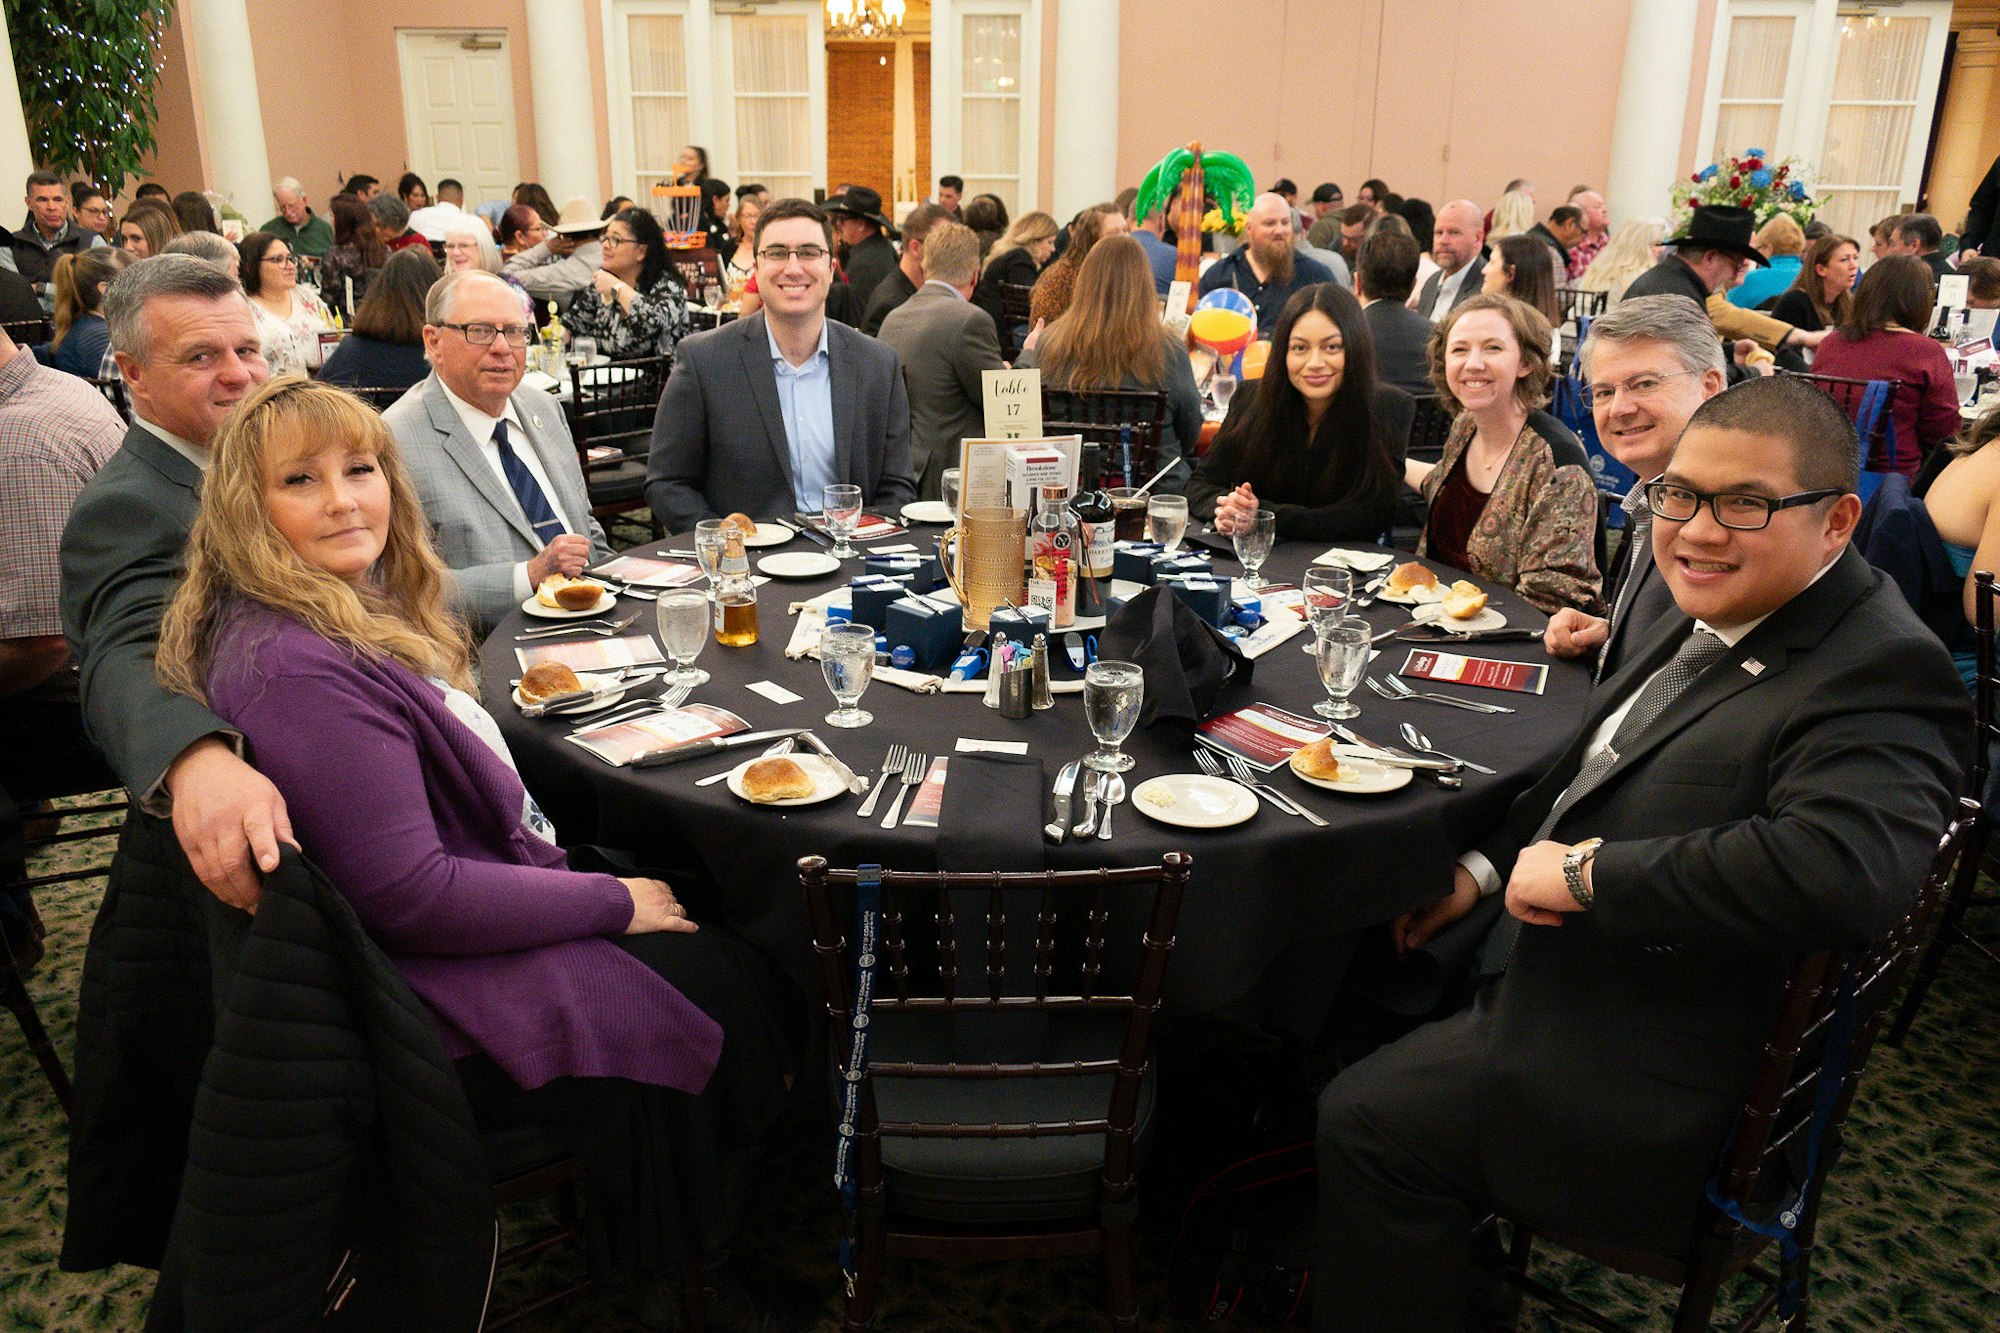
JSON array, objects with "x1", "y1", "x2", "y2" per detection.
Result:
[{"x1": 1312, "y1": 375, "x2": 1967, "y2": 1330}]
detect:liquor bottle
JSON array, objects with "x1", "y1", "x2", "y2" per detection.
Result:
[
  {"x1": 540, "y1": 299, "x2": 567, "y2": 374},
  {"x1": 1027, "y1": 483, "x2": 1078, "y2": 629},
  {"x1": 1072, "y1": 446, "x2": 1114, "y2": 618},
  {"x1": 713, "y1": 529, "x2": 759, "y2": 645}
]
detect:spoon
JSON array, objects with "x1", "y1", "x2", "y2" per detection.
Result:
[
  {"x1": 1097, "y1": 772, "x2": 1126, "y2": 840},
  {"x1": 1398, "y1": 722, "x2": 1497, "y2": 775}
]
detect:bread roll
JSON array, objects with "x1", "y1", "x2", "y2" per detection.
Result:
[
  {"x1": 536, "y1": 575, "x2": 605, "y2": 611},
  {"x1": 519, "y1": 662, "x2": 582, "y2": 703},
  {"x1": 1441, "y1": 580, "x2": 1488, "y2": 620},
  {"x1": 1292, "y1": 738, "x2": 1341, "y2": 781},
  {"x1": 723, "y1": 513, "x2": 757, "y2": 537},
  {"x1": 742, "y1": 756, "x2": 816, "y2": 802},
  {"x1": 1386, "y1": 561, "x2": 1438, "y2": 595}
]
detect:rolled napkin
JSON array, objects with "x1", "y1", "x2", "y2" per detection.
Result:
[
  {"x1": 1312, "y1": 546, "x2": 1397, "y2": 573},
  {"x1": 1098, "y1": 585, "x2": 1251, "y2": 730}
]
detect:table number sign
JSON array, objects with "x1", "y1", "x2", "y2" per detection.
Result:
[
  {"x1": 981, "y1": 367, "x2": 1042, "y2": 440},
  {"x1": 1400, "y1": 650, "x2": 1549, "y2": 695}
]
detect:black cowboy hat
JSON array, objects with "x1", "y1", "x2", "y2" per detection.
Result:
[
  {"x1": 1664, "y1": 204, "x2": 1767, "y2": 266},
  {"x1": 824, "y1": 185, "x2": 893, "y2": 230}
]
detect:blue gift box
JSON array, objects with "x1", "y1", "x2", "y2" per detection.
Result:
[
  {"x1": 864, "y1": 552, "x2": 942, "y2": 593},
  {"x1": 849, "y1": 574, "x2": 912, "y2": 629},
  {"x1": 1163, "y1": 573, "x2": 1233, "y2": 628},
  {"x1": 1151, "y1": 551, "x2": 1214, "y2": 583},
  {"x1": 884, "y1": 595, "x2": 962, "y2": 673},
  {"x1": 1112, "y1": 542, "x2": 1166, "y2": 584},
  {"x1": 986, "y1": 604, "x2": 1053, "y2": 644}
]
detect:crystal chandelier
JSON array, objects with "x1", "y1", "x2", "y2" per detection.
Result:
[{"x1": 825, "y1": 0, "x2": 906, "y2": 39}]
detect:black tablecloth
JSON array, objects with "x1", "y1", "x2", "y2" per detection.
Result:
[{"x1": 480, "y1": 532, "x2": 1594, "y2": 1018}]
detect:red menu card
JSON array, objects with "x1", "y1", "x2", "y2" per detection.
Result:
[
  {"x1": 795, "y1": 511, "x2": 909, "y2": 542},
  {"x1": 566, "y1": 703, "x2": 750, "y2": 767},
  {"x1": 902, "y1": 756, "x2": 949, "y2": 828},
  {"x1": 591, "y1": 555, "x2": 706, "y2": 588},
  {"x1": 1195, "y1": 702, "x2": 1331, "y2": 772},
  {"x1": 1399, "y1": 649, "x2": 1548, "y2": 695}
]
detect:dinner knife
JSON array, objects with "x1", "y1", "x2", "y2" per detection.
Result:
[
  {"x1": 630, "y1": 727, "x2": 808, "y2": 768},
  {"x1": 1331, "y1": 729, "x2": 1462, "y2": 772},
  {"x1": 1044, "y1": 760, "x2": 1081, "y2": 842}
]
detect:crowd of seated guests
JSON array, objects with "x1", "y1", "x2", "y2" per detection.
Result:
[
  {"x1": 1572, "y1": 216, "x2": 1664, "y2": 305},
  {"x1": 972, "y1": 209, "x2": 1057, "y2": 336},
  {"x1": 1030, "y1": 203, "x2": 1127, "y2": 328},
  {"x1": 316, "y1": 247, "x2": 439, "y2": 394},
  {"x1": 241, "y1": 230, "x2": 334, "y2": 375}
]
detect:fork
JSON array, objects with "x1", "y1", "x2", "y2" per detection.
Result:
[
  {"x1": 1193, "y1": 747, "x2": 1315, "y2": 823},
  {"x1": 1225, "y1": 754, "x2": 1329, "y2": 827},
  {"x1": 880, "y1": 752, "x2": 929, "y2": 829},
  {"x1": 516, "y1": 612, "x2": 642, "y2": 641},
  {"x1": 1368, "y1": 674, "x2": 1515, "y2": 714},
  {"x1": 576, "y1": 680, "x2": 694, "y2": 731},
  {"x1": 855, "y1": 743, "x2": 908, "y2": 818}
]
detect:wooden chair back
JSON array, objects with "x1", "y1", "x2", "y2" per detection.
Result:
[
  {"x1": 1782, "y1": 369, "x2": 1912, "y2": 481},
  {"x1": 1404, "y1": 393, "x2": 1457, "y2": 465},
  {"x1": 1041, "y1": 387, "x2": 1171, "y2": 489},
  {"x1": 84, "y1": 376, "x2": 133, "y2": 423},
  {"x1": 1556, "y1": 287, "x2": 1608, "y2": 323},
  {"x1": 330, "y1": 384, "x2": 412, "y2": 413},
  {"x1": 997, "y1": 281, "x2": 1035, "y2": 359},
  {"x1": 3, "y1": 316, "x2": 51, "y2": 346},
  {"x1": 566, "y1": 353, "x2": 671, "y2": 461}
]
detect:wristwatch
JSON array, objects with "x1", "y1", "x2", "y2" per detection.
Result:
[{"x1": 1563, "y1": 838, "x2": 1603, "y2": 910}]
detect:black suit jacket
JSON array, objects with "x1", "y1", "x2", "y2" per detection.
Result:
[
  {"x1": 1363, "y1": 299, "x2": 1436, "y2": 397},
  {"x1": 1416, "y1": 253, "x2": 1485, "y2": 321},
  {"x1": 645, "y1": 312, "x2": 917, "y2": 531},
  {"x1": 1463, "y1": 547, "x2": 1966, "y2": 1233}
]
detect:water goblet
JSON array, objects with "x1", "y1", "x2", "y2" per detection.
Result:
[
  {"x1": 941, "y1": 467, "x2": 962, "y2": 515},
  {"x1": 819, "y1": 621, "x2": 877, "y2": 728},
  {"x1": 1313, "y1": 619, "x2": 1369, "y2": 720},
  {"x1": 1301, "y1": 566, "x2": 1353, "y2": 653},
  {"x1": 1231, "y1": 508, "x2": 1277, "y2": 591},
  {"x1": 1211, "y1": 371, "x2": 1238, "y2": 418},
  {"x1": 655, "y1": 590, "x2": 712, "y2": 689},
  {"x1": 824, "y1": 483, "x2": 864, "y2": 559},
  {"x1": 1146, "y1": 494, "x2": 1189, "y2": 552},
  {"x1": 693, "y1": 519, "x2": 732, "y2": 586},
  {"x1": 1083, "y1": 660, "x2": 1144, "y2": 772}
]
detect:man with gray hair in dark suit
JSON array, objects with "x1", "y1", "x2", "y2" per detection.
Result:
[{"x1": 646, "y1": 197, "x2": 915, "y2": 532}]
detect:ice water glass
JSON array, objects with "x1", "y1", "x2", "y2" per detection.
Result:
[
  {"x1": 1147, "y1": 494, "x2": 1189, "y2": 552},
  {"x1": 1301, "y1": 567, "x2": 1353, "y2": 653},
  {"x1": 694, "y1": 519, "x2": 731, "y2": 586},
  {"x1": 655, "y1": 590, "x2": 711, "y2": 689},
  {"x1": 1231, "y1": 509, "x2": 1277, "y2": 591},
  {"x1": 572, "y1": 336, "x2": 598, "y2": 365},
  {"x1": 1083, "y1": 660, "x2": 1144, "y2": 772},
  {"x1": 941, "y1": 467, "x2": 962, "y2": 515},
  {"x1": 820, "y1": 621, "x2": 877, "y2": 728},
  {"x1": 1313, "y1": 619, "x2": 1369, "y2": 720},
  {"x1": 1211, "y1": 372, "x2": 1238, "y2": 418},
  {"x1": 824, "y1": 483, "x2": 864, "y2": 559}
]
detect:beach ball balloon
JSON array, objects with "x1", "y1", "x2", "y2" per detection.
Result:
[
  {"x1": 1189, "y1": 288, "x2": 1257, "y2": 358},
  {"x1": 1239, "y1": 340, "x2": 1271, "y2": 380}
]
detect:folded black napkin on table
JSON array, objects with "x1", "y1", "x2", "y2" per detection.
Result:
[
  {"x1": 936, "y1": 751, "x2": 1049, "y2": 1057},
  {"x1": 1099, "y1": 585, "x2": 1251, "y2": 730}
]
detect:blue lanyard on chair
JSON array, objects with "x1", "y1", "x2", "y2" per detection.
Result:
[
  {"x1": 1703, "y1": 970, "x2": 1857, "y2": 1319},
  {"x1": 835, "y1": 865, "x2": 884, "y2": 1291}
]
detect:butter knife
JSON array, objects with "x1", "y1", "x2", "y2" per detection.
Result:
[
  {"x1": 796, "y1": 732, "x2": 867, "y2": 793},
  {"x1": 1044, "y1": 760, "x2": 1081, "y2": 842},
  {"x1": 630, "y1": 727, "x2": 807, "y2": 768}
]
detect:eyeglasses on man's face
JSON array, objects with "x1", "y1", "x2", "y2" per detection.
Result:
[
  {"x1": 1585, "y1": 369, "x2": 1700, "y2": 407},
  {"x1": 1643, "y1": 480, "x2": 1843, "y2": 531},
  {"x1": 439, "y1": 321, "x2": 532, "y2": 347},
  {"x1": 756, "y1": 244, "x2": 830, "y2": 265}
]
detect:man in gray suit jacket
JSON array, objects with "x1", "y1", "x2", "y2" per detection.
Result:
[
  {"x1": 646, "y1": 197, "x2": 916, "y2": 532},
  {"x1": 1354, "y1": 230, "x2": 1437, "y2": 397},
  {"x1": 384, "y1": 271, "x2": 609, "y2": 635},
  {"x1": 876, "y1": 220, "x2": 1003, "y2": 500},
  {"x1": 1414, "y1": 198, "x2": 1487, "y2": 322}
]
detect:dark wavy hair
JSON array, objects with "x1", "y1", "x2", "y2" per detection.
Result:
[
  {"x1": 237, "y1": 231, "x2": 293, "y2": 296},
  {"x1": 1214, "y1": 283, "x2": 1399, "y2": 511},
  {"x1": 612, "y1": 207, "x2": 679, "y2": 295},
  {"x1": 1843, "y1": 253, "x2": 1934, "y2": 339}
]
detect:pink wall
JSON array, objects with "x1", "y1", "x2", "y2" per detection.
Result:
[
  {"x1": 1116, "y1": 0, "x2": 1643, "y2": 216},
  {"x1": 133, "y1": 8, "x2": 208, "y2": 205}
]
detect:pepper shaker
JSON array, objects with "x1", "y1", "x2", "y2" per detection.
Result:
[{"x1": 1030, "y1": 633, "x2": 1054, "y2": 710}]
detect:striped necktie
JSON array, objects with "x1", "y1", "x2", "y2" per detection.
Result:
[{"x1": 492, "y1": 418, "x2": 565, "y2": 543}]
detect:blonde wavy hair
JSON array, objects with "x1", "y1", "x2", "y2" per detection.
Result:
[
  {"x1": 158, "y1": 377, "x2": 475, "y2": 703},
  {"x1": 1486, "y1": 190, "x2": 1535, "y2": 246},
  {"x1": 984, "y1": 211, "x2": 1059, "y2": 273},
  {"x1": 1575, "y1": 217, "x2": 1665, "y2": 301}
]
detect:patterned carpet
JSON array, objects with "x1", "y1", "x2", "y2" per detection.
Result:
[{"x1": 7, "y1": 799, "x2": 1999, "y2": 1331}]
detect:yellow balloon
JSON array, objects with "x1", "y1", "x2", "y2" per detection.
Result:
[{"x1": 1240, "y1": 340, "x2": 1271, "y2": 380}]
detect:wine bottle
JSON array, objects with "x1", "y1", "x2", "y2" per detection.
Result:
[{"x1": 1072, "y1": 445, "x2": 1114, "y2": 618}]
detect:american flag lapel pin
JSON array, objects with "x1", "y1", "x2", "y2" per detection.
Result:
[{"x1": 1742, "y1": 657, "x2": 1765, "y2": 676}]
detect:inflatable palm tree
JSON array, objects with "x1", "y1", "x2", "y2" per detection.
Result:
[{"x1": 1134, "y1": 142, "x2": 1255, "y2": 314}]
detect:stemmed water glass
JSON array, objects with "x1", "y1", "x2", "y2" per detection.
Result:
[
  {"x1": 1301, "y1": 566, "x2": 1353, "y2": 653},
  {"x1": 819, "y1": 621, "x2": 877, "y2": 728},
  {"x1": 1313, "y1": 619, "x2": 1369, "y2": 720},
  {"x1": 1210, "y1": 369, "x2": 1238, "y2": 418},
  {"x1": 941, "y1": 467, "x2": 962, "y2": 515},
  {"x1": 1146, "y1": 494, "x2": 1189, "y2": 552},
  {"x1": 655, "y1": 589, "x2": 711, "y2": 689},
  {"x1": 693, "y1": 519, "x2": 732, "y2": 588},
  {"x1": 824, "y1": 483, "x2": 864, "y2": 559},
  {"x1": 1231, "y1": 508, "x2": 1277, "y2": 591},
  {"x1": 1083, "y1": 660, "x2": 1144, "y2": 772}
]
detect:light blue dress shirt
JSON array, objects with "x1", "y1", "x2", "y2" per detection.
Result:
[{"x1": 767, "y1": 318, "x2": 838, "y2": 513}]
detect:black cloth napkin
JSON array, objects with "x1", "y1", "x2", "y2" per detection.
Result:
[
  {"x1": 1100, "y1": 585, "x2": 1252, "y2": 731},
  {"x1": 1345, "y1": 893, "x2": 1507, "y2": 1017},
  {"x1": 936, "y1": 751, "x2": 1048, "y2": 1057}
]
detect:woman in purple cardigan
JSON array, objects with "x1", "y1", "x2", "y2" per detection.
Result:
[{"x1": 157, "y1": 377, "x2": 796, "y2": 1319}]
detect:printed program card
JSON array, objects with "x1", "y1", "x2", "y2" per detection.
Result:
[
  {"x1": 591, "y1": 555, "x2": 706, "y2": 588},
  {"x1": 795, "y1": 511, "x2": 909, "y2": 543},
  {"x1": 565, "y1": 703, "x2": 751, "y2": 767},
  {"x1": 902, "y1": 755, "x2": 950, "y2": 827},
  {"x1": 1195, "y1": 702, "x2": 1331, "y2": 772},
  {"x1": 1400, "y1": 649, "x2": 1549, "y2": 695},
  {"x1": 515, "y1": 635, "x2": 666, "y2": 673}
]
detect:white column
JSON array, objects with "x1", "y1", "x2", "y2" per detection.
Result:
[
  {"x1": 0, "y1": 7, "x2": 34, "y2": 202},
  {"x1": 525, "y1": 0, "x2": 603, "y2": 206},
  {"x1": 1050, "y1": 0, "x2": 1118, "y2": 220},
  {"x1": 1604, "y1": 0, "x2": 1700, "y2": 229},
  {"x1": 183, "y1": 0, "x2": 273, "y2": 214}
]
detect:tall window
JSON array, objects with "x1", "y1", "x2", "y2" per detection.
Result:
[
  {"x1": 960, "y1": 15, "x2": 1022, "y2": 212},
  {"x1": 1818, "y1": 15, "x2": 1932, "y2": 238},
  {"x1": 1711, "y1": 15, "x2": 1797, "y2": 164},
  {"x1": 728, "y1": 14, "x2": 814, "y2": 200},
  {"x1": 627, "y1": 14, "x2": 690, "y2": 201}
]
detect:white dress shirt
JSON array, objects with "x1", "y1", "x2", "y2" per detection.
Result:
[
  {"x1": 1425, "y1": 261, "x2": 1475, "y2": 321},
  {"x1": 436, "y1": 379, "x2": 581, "y2": 600}
]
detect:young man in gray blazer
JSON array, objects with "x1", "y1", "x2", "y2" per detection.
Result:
[
  {"x1": 384, "y1": 270, "x2": 610, "y2": 636},
  {"x1": 876, "y1": 220, "x2": 1004, "y2": 501},
  {"x1": 1315, "y1": 376, "x2": 1968, "y2": 1330},
  {"x1": 646, "y1": 198, "x2": 916, "y2": 533}
]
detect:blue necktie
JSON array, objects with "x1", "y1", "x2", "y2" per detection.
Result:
[{"x1": 492, "y1": 418, "x2": 565, "y2": 543}]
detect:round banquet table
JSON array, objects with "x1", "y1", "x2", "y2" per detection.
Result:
[{"x1": 480, "y1": 530, "x2": 1594, "y2": 1019}]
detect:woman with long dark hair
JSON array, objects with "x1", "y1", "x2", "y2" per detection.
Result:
[
  {"x1": 317, "y1": 247, "x2": 441, "y2": 393},
  {"x1": 561, "y1": 206, "x2": 690, "y2": 358},
  {"x1": 1810, "y1": 253, "x2": 1959, "y2": 477},
  {"x1": 316, "y1": 193, "x2": 389, "y2": 318},
  {"x1": 1188, "y1": 283, "x2": 1412, "y2": 540},
  {"x1": 1770, "y1": 233, "x2": 1859, "y2": 333}
]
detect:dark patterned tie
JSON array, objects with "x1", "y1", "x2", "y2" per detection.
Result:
[{"x1": 493, "y1": 418, "x2": 565, "y2": 543}]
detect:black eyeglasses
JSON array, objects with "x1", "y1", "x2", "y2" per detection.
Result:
[
  {"x1": 439, "y1": 321, "x2": 532, "y2": 347},
  {"x1": 756, "y1": 244, "x2": 830, "y2": 264},
  {"x1": 1643, "y1": 480, "x2": 1844, "y2": 531}
]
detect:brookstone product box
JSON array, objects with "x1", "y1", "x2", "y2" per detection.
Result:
[
  {"x1": 884, "y1": 595, "x2": 962, "y2": 673},
  {"x1": 1150, "y1": 551, "x2": 1214, "y2": 583},
  {"x1": 1162, "y1": 573, "x2": 1233, "y2": 628},
  {"x1": 986, "y1": 603, "x2": 1053, "y2": 646},
  {"x1": 864, "y1": 551, "x2": 942, "y2": 593},
  {"x1": 1112, "y1": 541, "x2": 1166, "y2": 584},
  {"x1": 849, "y1": 574, "x2": 913, "y2": 630}
]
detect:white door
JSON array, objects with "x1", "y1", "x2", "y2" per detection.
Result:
[{"x1": 397, "y1": 30, "x2": 521, "y2": 210}]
